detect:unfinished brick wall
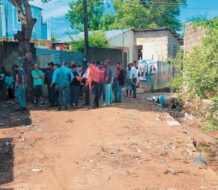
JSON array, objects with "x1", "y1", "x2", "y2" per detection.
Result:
[{"x1": 184, "y1": 23, "x2": 207, "y2": 53}]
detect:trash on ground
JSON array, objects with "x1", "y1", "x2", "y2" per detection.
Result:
[{"x1": 193, "y1": 155, "x2": 207, "y2": 166}]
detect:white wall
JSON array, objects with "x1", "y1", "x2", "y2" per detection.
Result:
[{"x1": 108, "y1": 30, "x2": 135, "y2": 63}]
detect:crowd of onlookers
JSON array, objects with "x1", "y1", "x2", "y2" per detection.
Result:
[{"x1": 0, "y1": 59, "x2": 140, "y2": 111}]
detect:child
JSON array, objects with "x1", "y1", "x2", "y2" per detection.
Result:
[{"x1": 5, "y1": 71, "x2": 14, "y2": 99}]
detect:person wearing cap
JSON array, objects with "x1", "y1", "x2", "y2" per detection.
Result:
[
  {"x1": 15, "y1": 63, "x2": 27, "y2": 111},
  {"x1": 31, "y1": 64, "x2": 45, "y2": 105},
  {"x1": 52, "y1": 61, "x2": 74, "y2": 111}
]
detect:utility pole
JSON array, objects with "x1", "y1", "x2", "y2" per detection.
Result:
[{"x1": 83, "y1": 0, "x2": 89, "y2": 61}]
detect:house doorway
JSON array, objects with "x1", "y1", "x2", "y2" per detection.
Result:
[{"x1": 137, "y1": 45, "x2": 143, "y2": 60}]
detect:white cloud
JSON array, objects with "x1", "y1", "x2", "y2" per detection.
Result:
[{"x1": 30, "y1": 0, "x2": 71, "y2": 20}]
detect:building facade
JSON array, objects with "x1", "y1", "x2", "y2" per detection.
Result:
[
  {"x1": 107, "y1": 28, "x2": 182, "y2": 63},
  {"x1": 0, "y1": 0, "x2": 51, "y2": 48},
  {"x1": 60, "y1": 28, "x2": 182, "y2": 63}
]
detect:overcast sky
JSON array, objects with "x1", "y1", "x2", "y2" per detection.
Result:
[{"x1": 30, "y1": 0, "x2": 218, "y2": 39}]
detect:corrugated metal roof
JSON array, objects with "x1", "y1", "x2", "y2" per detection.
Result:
[
  {"x1": 57, "y1": 27, "x2": 182, "y2": 44},
  {"x1": 58, "y1": 29, "x2": 131, "y2": 43}
]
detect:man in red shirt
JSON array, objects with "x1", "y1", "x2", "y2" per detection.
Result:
[{"x1": 88, "y1": 61, "x2": 99, "y2": 108}]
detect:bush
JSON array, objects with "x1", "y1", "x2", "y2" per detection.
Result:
[
  {"x1": 171, "y1": 18, "x2": 218, "y2": 131},
  {"x1": 172, "y1": 18, "x2": 218, "y2": 98},
  {"x1": 70, "y1": 32, "x2": 109, "y2": 52}
]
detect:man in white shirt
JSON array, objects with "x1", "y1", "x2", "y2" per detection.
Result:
[{"x1": 130, "y1": 63, "x2": 138, "y2": 99}]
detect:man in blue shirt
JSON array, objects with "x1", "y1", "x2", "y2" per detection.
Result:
[{"x1": 52, "y1": 62, "x2": 74, "y2": 111}]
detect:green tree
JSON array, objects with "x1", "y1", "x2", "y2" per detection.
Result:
[
  {"x1": 101, "y1": 13, "x2": 115, "y2": 31},
  {"x1": 110, "y1": 0, "x2": 149, "y2": 29},
  {"x1": 68, "y1": 0, "x2": 108, "y2": 31},
  {"x1": 68, "y1": 0, "x2": 185, "y2": 31},
  {"x1": 111, "y1": 0, "x2": 186, "y2": 31},
  {"x1": 70, "y1": 32, "x2": 109, "y2": 52},
  {"x1": 146, "y1": 0, "x2": 186, "y2": 31}
]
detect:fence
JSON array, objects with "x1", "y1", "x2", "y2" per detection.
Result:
[
  {"x1": 36, "y1": 48, "x2": 84, "y2": 68},
  {"x1": 88, "y1": 47, "x2": 123, "y2": 72},
  {"x1": 140, "y1": 61, "x2": 173, "y2": 91}
]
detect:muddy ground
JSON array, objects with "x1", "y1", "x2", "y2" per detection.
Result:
[{"x1": 0, "y1": 93, "x2": 218, "y2": 190}]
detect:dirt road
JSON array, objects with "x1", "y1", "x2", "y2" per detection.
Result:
[{"x1": 1, "y1": 94, "x2": 218, "y2": 190}]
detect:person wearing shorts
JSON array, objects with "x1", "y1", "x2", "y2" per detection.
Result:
[{"x1": 31, "y1": 64, "x2": 44, "y2": 105}]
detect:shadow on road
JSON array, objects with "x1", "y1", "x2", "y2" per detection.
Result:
[
  {"x1": 0, "y1": 101, "x2": 31, "y2": 129},
  {"x1": 0, "y1": 138, "x2": 14, "y2": 187},
  {"x1": 27, "y1": 92, "x2": 169, "y2": 114}
]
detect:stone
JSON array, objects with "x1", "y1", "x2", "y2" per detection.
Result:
[
  {"x1": 164, "y1": 167, "x2": 189, "y2": 175},
  {"x1": 32, "y1": 128, "x2": 43, "y2": 132},
  {"x1": 167, "y1": 115, "x2": 180, "y2": 126},
  {"x1": 137, "y1": 149, "x2": 142, "y2": 153},
  {"x1": 184, "y1": 113, "x2": 194, "y2": 121},
  {"x1": 32, "y1": 168, "x2": 43, "y2": 173}
]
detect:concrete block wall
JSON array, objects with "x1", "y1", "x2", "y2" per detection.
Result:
[
  {"x1": 167, "y1": 31, "x2": 181, "y2": 58},
  {"x1": 135, "y1": 30, "x2": 169, "y2": 61},
  {"x1": 184, "y1": 23, "x2": 207, "y2": 53}
]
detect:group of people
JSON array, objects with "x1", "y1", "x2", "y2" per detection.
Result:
[{"x1": 0, "y1": 59, "x2": 139, "y2": 111}]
